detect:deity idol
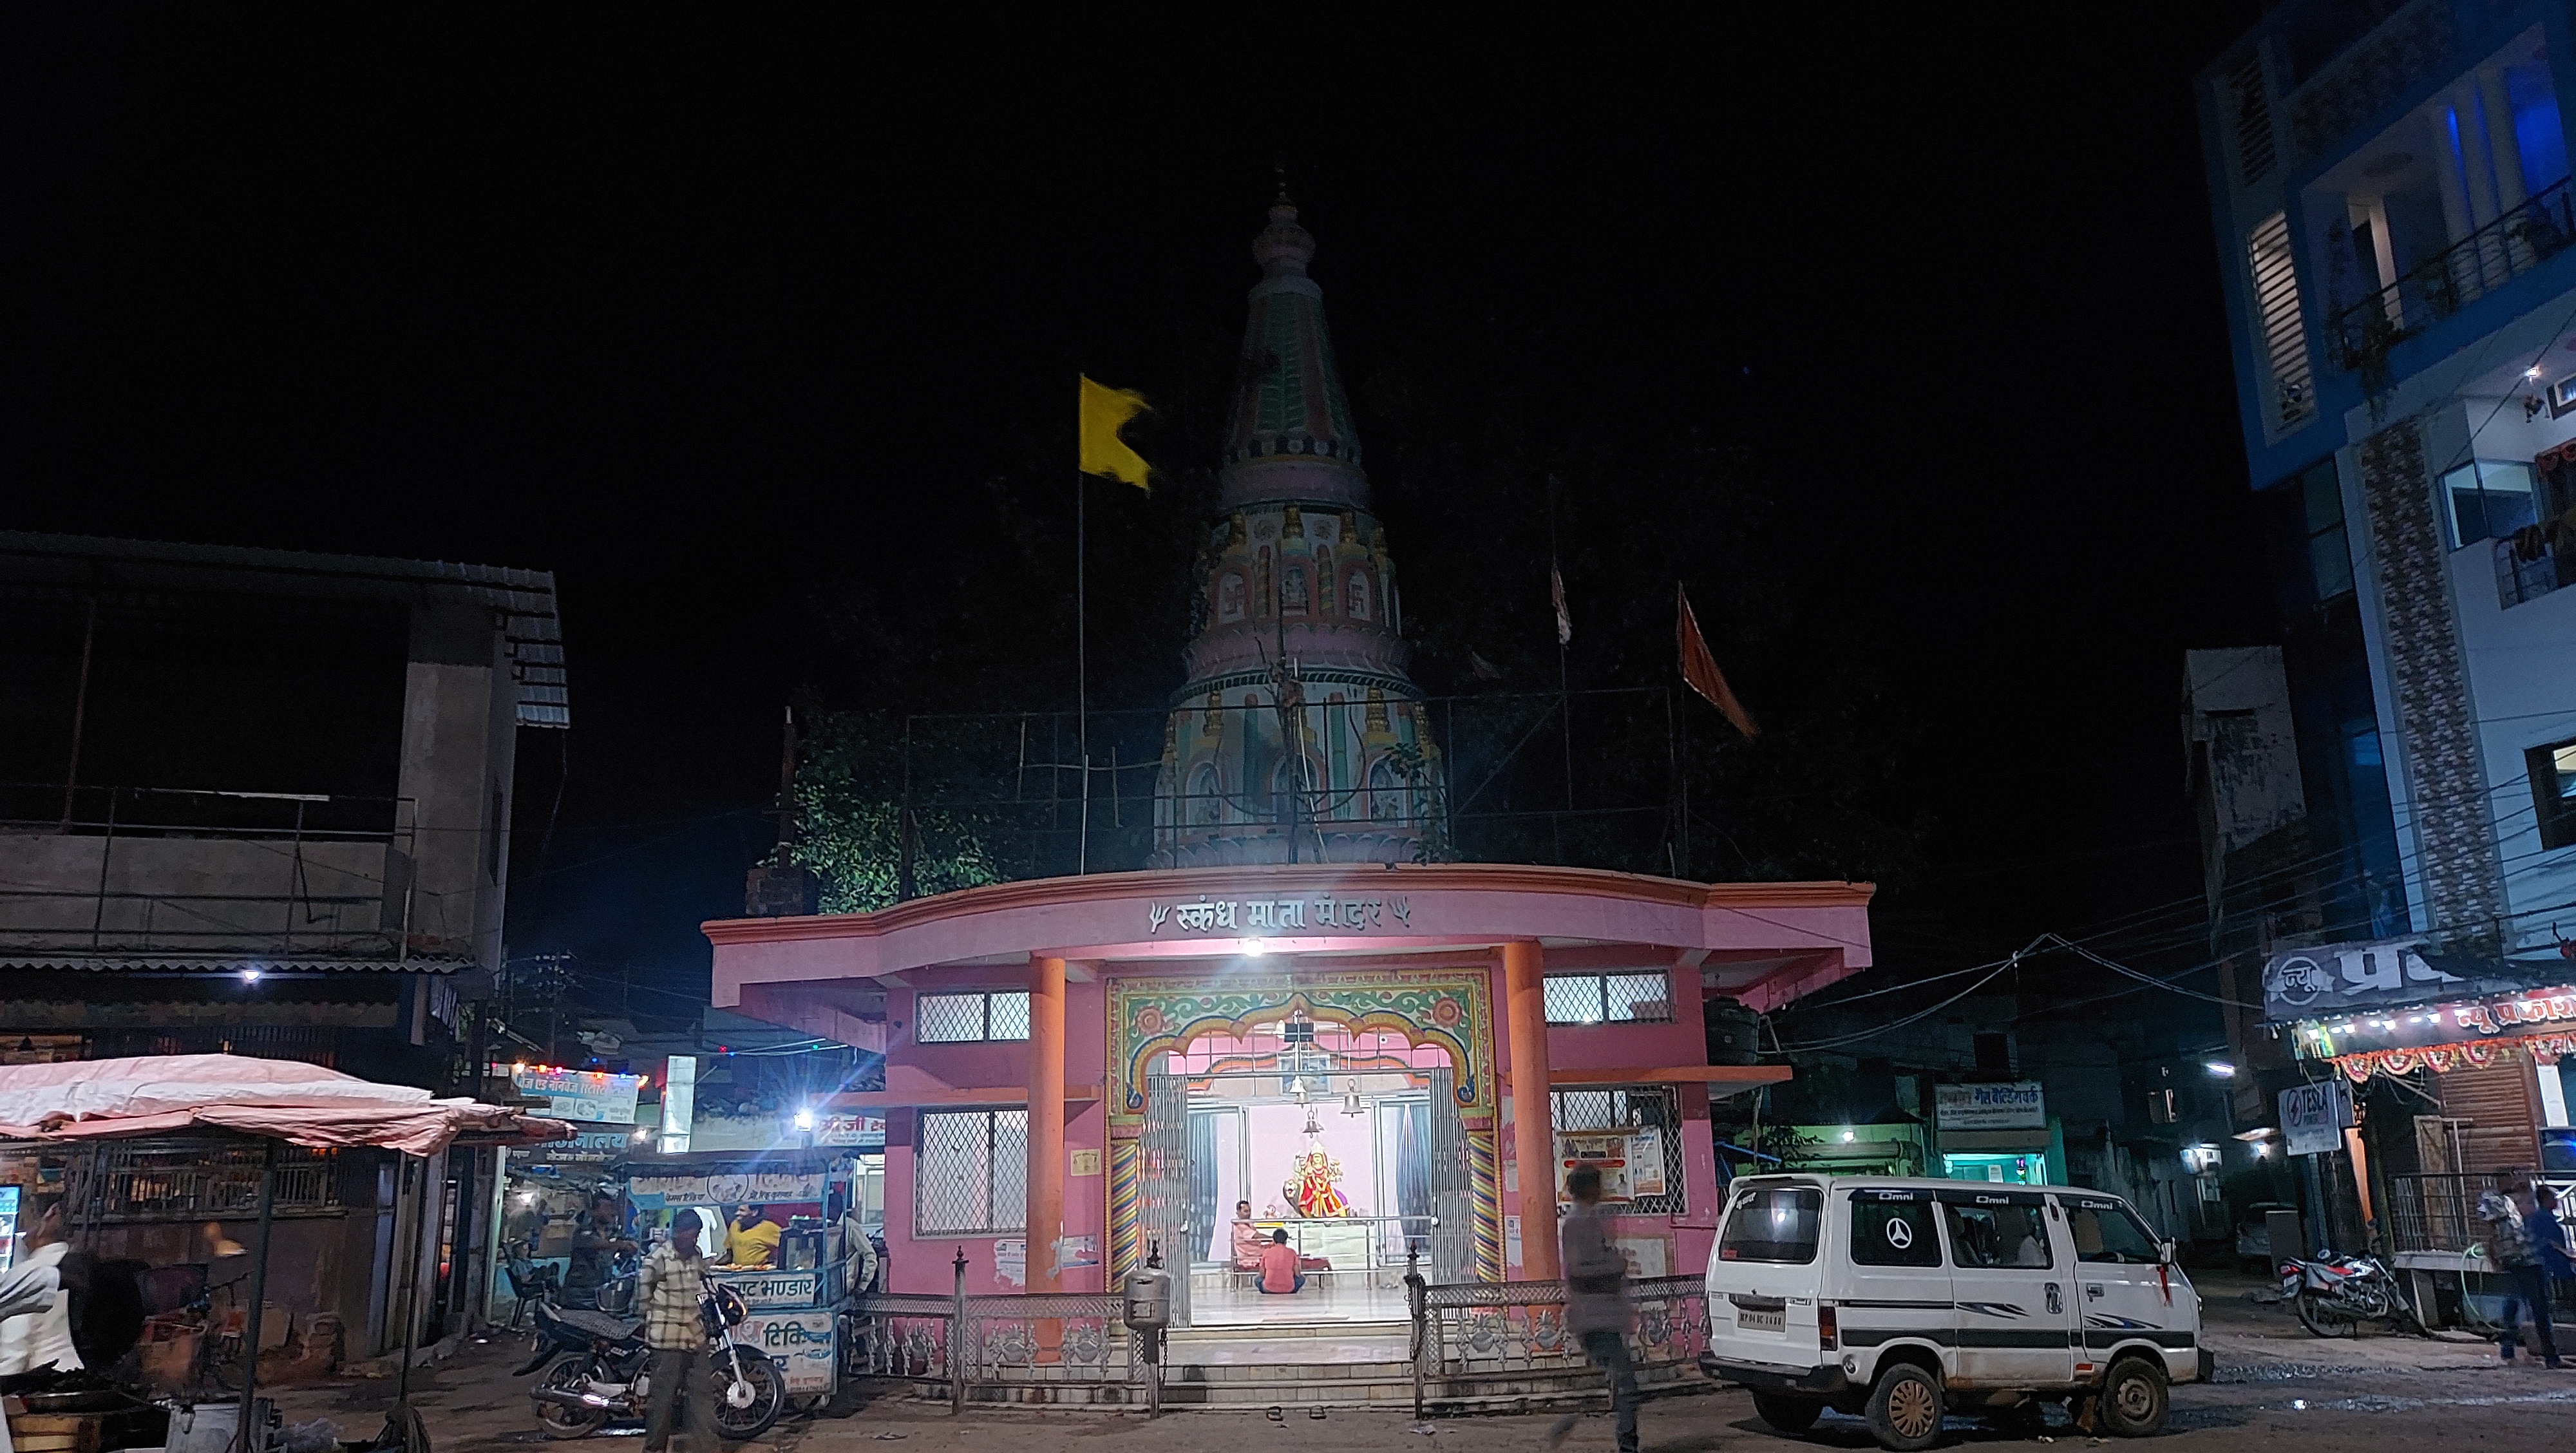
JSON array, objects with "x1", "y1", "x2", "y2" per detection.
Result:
[{"x1": 1286, "y1": 1148, "x2": 1352, "y2": 1219}]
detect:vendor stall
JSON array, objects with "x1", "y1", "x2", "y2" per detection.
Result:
[
  {"x1": 610, "y1": 1149, "x2": 867, "y2": 1401},
  {"x1": 0, "y1": 1054, "x2": 569, "y2": 1453}
]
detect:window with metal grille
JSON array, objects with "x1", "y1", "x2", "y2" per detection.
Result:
[
  {"x1": 1542, "y1": 973, "x2": 1674, "y2": 1025},
  {"x1": 2248, "y1": 212, "x2": 2318, "y2": 435},
  {"x1": 914, "y1": 991, "x2": 1032, "y2": 1043},
  {"x1": 91, "y1": 1139, "x2": 340, "y2": 1222},
  {"x1": 1549, "y1": 1085, "x2": 1687, "y2": 1214},
  {"x1": 914, "y1": 1109, "x2": 1028, "y2": 1233}
]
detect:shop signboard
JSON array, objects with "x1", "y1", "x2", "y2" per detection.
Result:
[
  {"x1": 2292, "y1": 982, "x2": 2576, "y2": 1061},
  {"x1": 512, "y1": 1067, "x2": 643, "y2": 1126},
  {"x1": 1933, "y1": 1081, "x2": 2047, "y2": 1131},
  {"x1": 549, "y1": 1128, "x2": 641, "y2": 1162},
  {"x1": 813, "y1": 1114, "x2": 883, "y2": 1148},
  {"x1": 717, "y1": 1269, "x2": 824, "y2": 1310},
  {"x1": 2279, "y1": 1080, "x2": 2356, "y2": 1157},
  {"x1": 627, "y1": 1170, "x2": 827, "y2": 1209},
  {"x1": 744, "y1": 1311, "x2": 835, "y2": 1393},
  {"x1": 2260, "y1": 937, "x2": 2556, "y2": 1023}
]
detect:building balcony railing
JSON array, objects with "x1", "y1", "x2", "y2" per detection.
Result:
[
  {"x1": 0, "y1": 782, "x2": 422, "y2": 961},
  {"x1": 2496, "y1": 521, "x2": 2576, "y2": 608},
  {"x1": 2327, "y1": 179, "x2": 2576, "y2": 390}
]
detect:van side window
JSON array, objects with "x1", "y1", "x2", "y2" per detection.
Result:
[
  {"x1": 2065, "y1": 1199, "x2": 2162, "y2": 1264},
  {"x1": 1940, "y1": 1195, "x2": 2053, "y2": 1269},
  {"x1": 1718, "y1": 1186, "x2": 1822, "y2": 1264},
  {"x1": 1848, "y1": 1191, "x2": 1942, "y2": 1268}
]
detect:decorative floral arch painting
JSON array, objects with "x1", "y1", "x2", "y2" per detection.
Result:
[
  {"x1": 1104, "y1": 965, "x2": 1504, "y2": 1284},
  {"x1": 1107, "y1": 968, "x2": 1495, "y2": 1121}
]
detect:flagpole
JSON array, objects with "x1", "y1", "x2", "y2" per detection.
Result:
[
  {"x1": 1548, "y1": 479, "x2": 1573, "y2": 846},
  {"x1": 1077, "y1": 463, "x2": 1089, "y2": 875}
]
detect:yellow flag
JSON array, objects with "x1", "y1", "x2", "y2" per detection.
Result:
[{"x1": 1078, "y1": 375, "x2": 1153, "y2": 490}]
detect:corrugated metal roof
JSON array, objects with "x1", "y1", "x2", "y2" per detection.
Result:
[
  {"x1": 1, "y1": 953, "x2": 475, "y2": 974},
  {"x1": 0, "y1": 532, "x2": 567, "y2": 728}
]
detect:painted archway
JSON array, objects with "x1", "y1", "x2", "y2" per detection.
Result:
[{"x1": 1105, "y1": 966, "x2": 1503, "y2": 1284}]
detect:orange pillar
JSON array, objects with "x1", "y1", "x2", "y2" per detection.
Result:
[
  {"x1": 1503, "y1": 939, "x2": 1560, "y2": 1282},
  {"x1": 1027, "y1": 955, "x2": 1067, "y2": 1293}
]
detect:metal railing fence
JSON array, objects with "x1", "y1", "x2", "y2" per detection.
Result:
[
  {"x1": 844, "y1": 1269, "x2": 1710, "y2": 1414},
  {"x1": 802, "y1": 686, "x2": 1710, "y2": 904},
  {"x1": 0, "y1": 781, "x2": 421, "y2": 959},
  {"x1": 2387, "y1": 1172, "x2": 2506, "y2": 1254},
  {"x1": 2326, "y1": 178, "x2": 2576, "y2": 372}
]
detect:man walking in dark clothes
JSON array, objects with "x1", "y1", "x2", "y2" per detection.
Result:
[
  {"x1": 2479, "y1": 1175, "x2": 2567, "y2": 1368},
  {"x1": 1548, "y1": 1163, "x2": 1640, "y2": 1452}
]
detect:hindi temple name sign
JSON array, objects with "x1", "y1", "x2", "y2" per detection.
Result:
[{"x1": 1147, "y1": 896, "x2": 1414, "y2": 936}]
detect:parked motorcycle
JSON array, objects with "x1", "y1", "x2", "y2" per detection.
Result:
[
  {"x1": 518, "y1": 1275, "x2": 784, "y2": 1441},
  {"x1": 2272, "y1": 1254, "x2": 2425, "y2": 1338}
]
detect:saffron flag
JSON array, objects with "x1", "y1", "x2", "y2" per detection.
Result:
[
  {"x1": 1469, "y1": 649, "x2": 1505, "y2": 680},
  {"x1": 1676, "y1": 584, "x2": 1759, "y2": 738},
  {"x1": 1077, "y1": 375, "x2": 1153, "y2": 489},
  {"x1": 1549, "y1": 564, "x2": 1572, "y2": 646}
]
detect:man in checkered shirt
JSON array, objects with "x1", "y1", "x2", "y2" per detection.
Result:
[{"x1": 637, "y1": 1210, "x2": 718, "y2": 1450}]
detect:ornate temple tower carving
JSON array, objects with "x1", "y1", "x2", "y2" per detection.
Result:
[{"x1": 1151, "y1": 198, "x2": 1441, "y2": 866}]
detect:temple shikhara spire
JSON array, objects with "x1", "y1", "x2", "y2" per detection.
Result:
[{"x1": 1151, "y1": 197, "x2": 1441, "y2": 866}]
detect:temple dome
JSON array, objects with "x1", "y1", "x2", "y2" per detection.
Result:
[{"x1": 1153, "y1": 198, "x2": 1438, "y2": 868}]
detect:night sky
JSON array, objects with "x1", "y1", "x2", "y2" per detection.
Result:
[{"x1": 3, "y1": 11, "x2": 2271, "y2": 1024}]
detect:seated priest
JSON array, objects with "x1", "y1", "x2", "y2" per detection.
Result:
[{"x1": 1230, "y1": 1201, "x2": 1264, "y2": 1271}]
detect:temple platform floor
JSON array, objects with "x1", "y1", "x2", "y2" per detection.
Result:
[{"x1": 1185, "y1": 1277, "x2": 1412, "y2": 1329}]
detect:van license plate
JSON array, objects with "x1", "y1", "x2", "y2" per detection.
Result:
[{"x1": 1739, "y1": 1307, "x2": 1784, "y2": 1333}]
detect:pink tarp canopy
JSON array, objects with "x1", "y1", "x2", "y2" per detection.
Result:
[{"x1": 0, "y1": 1053, "x2": 571, "y2": 1157}]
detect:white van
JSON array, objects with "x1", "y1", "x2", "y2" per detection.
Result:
[{"x1": 1700, "y1": 1176, "x2": 2210, "y2": 1450}]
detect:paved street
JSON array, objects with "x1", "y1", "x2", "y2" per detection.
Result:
[{"x1": 254, "y1": 1273, "x2": 2576, "y2": 1453}]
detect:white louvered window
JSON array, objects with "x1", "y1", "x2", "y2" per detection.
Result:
[
  {"x1": 2248, "y1": 212, "x2": 2318, "y2": 434},
  {"x1": 2224, "y1": 51, "x2": 2275, "y2": 187}
]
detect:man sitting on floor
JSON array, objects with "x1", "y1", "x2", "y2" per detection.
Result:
[{"x1": 1258, "y1": 1227, "x2": 1305, "y2": 1295}]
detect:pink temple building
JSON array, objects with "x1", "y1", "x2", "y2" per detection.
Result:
[{"x1": 705, "y1": 200, "x2": 1876, "y2": 1325}]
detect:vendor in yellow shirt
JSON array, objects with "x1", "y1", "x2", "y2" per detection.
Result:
[{"x1": 723, "y1": 1203, "x2": 782, "y2": 1268}]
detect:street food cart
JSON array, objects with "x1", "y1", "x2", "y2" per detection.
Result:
[
  {"x1": 612, "y1": 1149, "x2": 867, "y2": 1401},
  {"x1": 0, "y1": 1054, "x2": 570, "y2": 1453}
]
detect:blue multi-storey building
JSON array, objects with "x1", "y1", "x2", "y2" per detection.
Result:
[{"x1": 2200, "y1": 0, "x2": 2576, "y2": 969}]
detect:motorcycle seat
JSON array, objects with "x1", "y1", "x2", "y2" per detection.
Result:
[{"x1": 554, "y1": 1306, "x2": 642, "y2": 1341}]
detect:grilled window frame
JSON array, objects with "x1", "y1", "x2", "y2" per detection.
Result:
[
  {"x1": 1549, "y1": 1085, "x2": 1687, "y2": 1215},
  {"x1": 913, "y1": 1108, "x2": 1028, "y2": 1235},
  {"x1": 914, "y1": 990, "x2": 1034, "y2": 1043},
  {"x1": 1541, "y1": 973, "x2": 1674, "y2": 1025}
]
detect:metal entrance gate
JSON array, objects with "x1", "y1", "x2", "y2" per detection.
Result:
[
  {"x1": 1139, "y1": 1067, "x2": 1193, "y2": 1327},
  {"x1": 1426, "y1": 1066, "x2": 1475, "y2": 1284}
]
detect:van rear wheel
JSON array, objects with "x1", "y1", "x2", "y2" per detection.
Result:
[
  {"x1": 1750, "y1": 1392, "x2": 1824, "y2": 1433},
  {"x1": 1864, "y1": 1363, "x2": 1945, "y2": 1452},
  {"x1": 2098, "y1": 1356, "x2": 2169, "y2": 1438}
]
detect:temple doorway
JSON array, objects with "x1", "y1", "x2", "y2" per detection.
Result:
[{"x1": 1137, "y1": 1011, "x2": 1470, "y2": 1327}]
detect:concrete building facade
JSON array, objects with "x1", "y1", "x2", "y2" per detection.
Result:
[
  {"x1": 2198, "y1": 0, "x2": 2576, "y2": 966},
  {"x1": 0, "y1": 531, "x2": 568, "y2": 1357}
]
